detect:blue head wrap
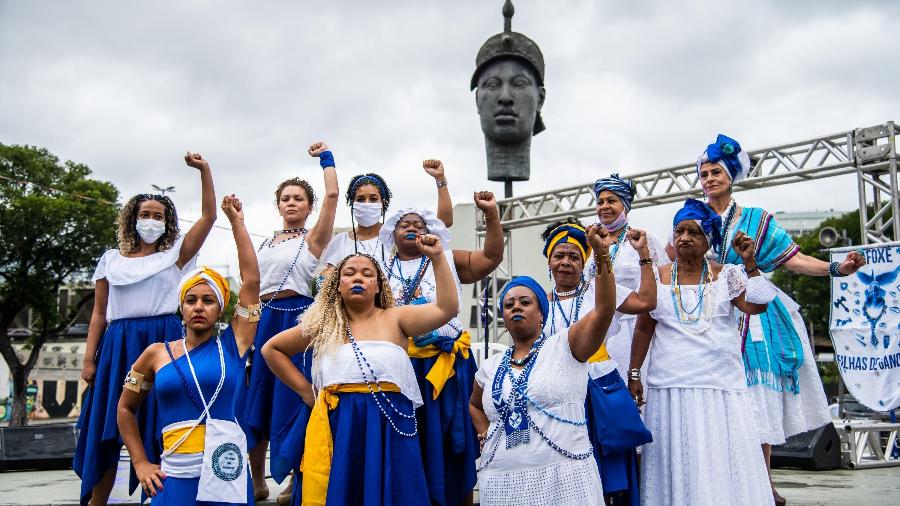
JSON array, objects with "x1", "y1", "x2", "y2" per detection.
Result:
[
  {"x1": 346, "y1": 173, "x2": 392, "y2": 209},
  {"x1": 593, "y1": 173, "x2": 637, "y2": 213},
  {"x1": 497, "y1": 276, "x2": 549, "y2": 325},
  {"x1": 696, "y1": 134, "x2": 752, "y2": 183},
  {"x1": 543, "y1": 223, "x2": 590, "y2": 262},
  {"x1": 672, "y1": 199, "x2": 723, "y2": 252}
]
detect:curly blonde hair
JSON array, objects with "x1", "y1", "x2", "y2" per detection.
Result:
[
  {"x1": 116, "y1": 194, "x2": 179, "y2": 254},
  {"x1": 301, "y1": 253, "x2": 395, "y2": 382}
]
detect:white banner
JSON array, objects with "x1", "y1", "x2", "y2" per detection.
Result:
[{"x1": 830, "y1": 241, "x2": 900, "y2": 412}]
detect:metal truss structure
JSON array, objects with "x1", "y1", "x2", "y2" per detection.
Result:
[
  {"x1": 840, "y1": 421, "x2": 900, "y2": 469},
  {"x1": 473, "y1": 121, "x2": 900, "y2": 348}
]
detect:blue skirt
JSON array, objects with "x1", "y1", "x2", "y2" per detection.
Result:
[
  {"x1": 410, "y1": 353, "x2": 477, "y2": 506},
  {"x1": 73, "y1": 314, "x2": 182, "y2": 506},
  {"x1": 584, "y1": 369, "x2": 652, "y2": 504},
  {"x1": 291, "y1": 392, "x2": 429, "y2": 506},
  {"x1": 235, "y1": 295, "x2": 312, "y2": 462},
  {"x1": 149, "y1": 468, "x2": 255, "y2": 506}
]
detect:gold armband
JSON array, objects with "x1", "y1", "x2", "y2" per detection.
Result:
[
  {"x1": 594, "y1": 251, "x2": 612, "y2": 274},
  {"x1": 123, "y1": 369, "x2": 152, "y2": 393},
  {"x1": 234, "y1": 298, "x2": 262, "y2": 323}
]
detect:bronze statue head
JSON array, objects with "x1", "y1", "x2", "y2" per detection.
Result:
[{"x1": 472, "y1": 0, "x2": 546, "y2": 183}]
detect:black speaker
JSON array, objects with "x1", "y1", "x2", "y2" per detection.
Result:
[
  {"x1": 0, "y1": 423, "x2": 76, "y2": 471},
  {"x1": 771, "y1": 423, "x2": 841, "y2": 470}
]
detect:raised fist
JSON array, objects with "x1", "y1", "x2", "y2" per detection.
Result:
[
  {"x1": 184, "y1": 151, "x2": 209, "y2": 170},
  {"x1": 416, "y1": 233, "x2": 444, "y2": 259},
  {"x1": 308, "y1": 142, "x2": 329, "y2": 157},
  {"x1": 423, "y1": 159, "x2": 445, "y2": 179},
  {"x1": 221, "y1": 194, "x2": 244, "y2": 221}
]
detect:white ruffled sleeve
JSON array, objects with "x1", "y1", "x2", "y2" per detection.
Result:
[{"x1": 91, "y1": 249, "x2": 116, "y2": 282}]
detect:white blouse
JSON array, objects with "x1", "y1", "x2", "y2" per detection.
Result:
[
  {"x1": 382, "y1": 250, "x2": 464, "y2": 338},
  {"x1": 320, "y1": 232, "x2": 390, "y2": 268},
  {"x1": 317, "y1": 341, "x2": 423, "y2": 407},
  {"x1": 91, "y1": 235, "x2": 196, "y2": 322},
  {"x1": 257, "y1": 235, "x2": 319, "y2": 297},
  {"x1": 647, "y1": 263, "x2": 750, "y2": 391}
]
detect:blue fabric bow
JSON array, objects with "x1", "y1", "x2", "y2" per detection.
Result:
[{"x1": 702, "y1": 134, "x2": 745, "y2": 182}]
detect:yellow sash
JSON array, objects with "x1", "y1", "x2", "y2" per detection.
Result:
[
  {"x1": 588, "y1": 343, "x2": 610, "y2": 363},
  {"x1": 161, "y1": 424, "x2": 206, "y2": 454},
  {"x1": 301, "y1": 382, "x2": 401, "y2": 506},
  {"x1": 406, "y1": 331, "x2": 471, "y2": 399}
]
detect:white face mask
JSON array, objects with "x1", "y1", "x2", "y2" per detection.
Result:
[
  {"x1": 352, "y1": 202, "x2": 383, "y2": 227},
  {"x1": 136, "y1": 219, "x2": 166, "y2": 244}
]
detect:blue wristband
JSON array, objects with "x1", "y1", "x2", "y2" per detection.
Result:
[{"x1": 319, "y1": 151, "x2": 335, "y2": 169}]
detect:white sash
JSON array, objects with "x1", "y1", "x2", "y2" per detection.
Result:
[{"x1": 172, "y1": 336, "x2": 249, "y2": 504}]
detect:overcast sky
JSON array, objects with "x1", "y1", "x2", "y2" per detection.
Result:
[{"x1": 2, "y1": 0, "x2": 898, "y2": 274}]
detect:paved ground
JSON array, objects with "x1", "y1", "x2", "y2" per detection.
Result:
[{"x1": 1, "y1": 459, "x2": 898, "y2": 505}]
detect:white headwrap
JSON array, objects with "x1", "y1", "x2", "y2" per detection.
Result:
[{"x1": 378, "y1": 207, "x2": 452, "y2": 252}]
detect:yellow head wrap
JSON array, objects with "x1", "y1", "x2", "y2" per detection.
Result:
[
  {"x1": 543, "y1": 223, "x2": 591, "y2": 263},
  {"x1": 178, "y1": 266, "x2": 230, "y2": 310}
]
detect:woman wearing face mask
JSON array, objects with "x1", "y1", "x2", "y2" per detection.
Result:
[
  {"x1": 589, "y1": 175, "x2": 669, "y2": 394},
  {"x1": 377, "y1": 192, "x2": 502, "y2": 506},
  {"x1": 263, "y1": 235, "x2": 457, "y2": 506},
  {"x1": 320, "y1": 160, "x2": 453, "y2": 269},
  {"x1": 117, "y1": 195, "x2": 260, "y2": 505},
  {"x1": 237, "y1": 142, "x2": 338, "y2": 503},
  {"x1": 540, "y1": 219, "x2": 654, "y2": 506},
  {"x1": 470, "y1": 224, "x2": 618, "y2": 506},
  {"x1": 629, "y1": 199, "x2": 777, "y2": 506},
  {"x1": 74, "y1": 152, "x2": 216, "y2": 506},
  {"x1": 675, "y1": 134, "x2": 866, "y2": 505}
]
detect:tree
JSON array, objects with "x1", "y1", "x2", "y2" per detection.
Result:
[{"x1": 0, "y1": 144, "x2": 119, "y2": 426}]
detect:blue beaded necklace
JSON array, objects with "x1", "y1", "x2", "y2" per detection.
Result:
[
  {"x1": 345, "y1": 325, "x2": 417, "y2": 437},
  {"x1": 549, "y1": 282, "x2": 585, "y2": 334},
  {"x1": 387, "y1": 254, "x2": 430, "y2": 306},
  {"x1": 670, "y1": 259, "x2": 712, "y2": 325},
  {"x1": 261, "y1": 230, "x2": 309, "y2": 312},
  {"x1": 591, "y1": 224, "x2": 629, "y2": 277},
  {"x1": 716, "y1": 199, "x2": 738, "y2": 264}
]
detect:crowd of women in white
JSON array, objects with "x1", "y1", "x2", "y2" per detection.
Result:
[{"x1": 73, "y1": 134, "x2": 867, "y2": 506}]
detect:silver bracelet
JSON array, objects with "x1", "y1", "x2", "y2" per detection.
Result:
[
  {"x1": 435, "y1": 179, "x2": 448, "y2": 188},
  {"x1": 627, "y1": 368, "x2": 641, "y2": 381}
]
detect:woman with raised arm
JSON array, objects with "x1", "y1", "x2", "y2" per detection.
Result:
[
  {"x1": 262, "y1": 234, "x2": 458, "y2": 506},
  {"x1": 588, "y1": 174, "x2": 669, "y2": 392},
  {"x1": 319, "y1": 160, "x2": 454, "y2": 269},
  {"x1": 75, "y1": 152, "x2": 216, "y2": 506},
  {"x1": 675, "y1": 134, "x2": 866, "y2": 505},
  {"x1": 630, "y1": 199, "x2": 778, "y2": 505},
  {"x1": 116, "y1": 195, "x2": 260, "y2": 505},
  {"x1": 539, "y1": 218, "x2": 654, "y2": 506},
  {"x1": 236, "y1": 142, "x2": 338, "y2": 502},
  {"x1": 376, "y1": 190, "x2": 503, "y2": 506},
  {"x1": 470, "y1": 224, "x2": 617, "y2": 506}
]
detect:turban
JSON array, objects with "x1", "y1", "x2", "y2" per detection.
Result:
[
  {"x1": 543, "y1": 223, "x2": 591, "y2": 263},
  {"x1": 672, "y1": 199, "x2": 723, "y2": 253},
  {"x1": 497, "y1": 276, "x2": 549, "y2": 325},
  {"x1": 593, "y1": 173, "x2": 637, "y2": 213},
  {"x1": 696, "y1": 134, "x2": 752, "y2": 183},
  {"x1": 179, "y1": 266, "x2": 230, "y2": 310}
]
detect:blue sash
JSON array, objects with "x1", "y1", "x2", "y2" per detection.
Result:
[{"x1": 724, "y1": 207, "x2": 803, "y2": 393}]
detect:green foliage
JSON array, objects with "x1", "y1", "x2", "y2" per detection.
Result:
[{"x1": 0, "y1": 143, "x2": 119, "y2": 425}]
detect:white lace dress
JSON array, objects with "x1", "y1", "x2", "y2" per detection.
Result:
[
  {"x1": 475, "y1": 329, "x2": 603, "y2": 506},
  {"x1": 641, "y1": 264, "x2": 773, "y2": 506}
]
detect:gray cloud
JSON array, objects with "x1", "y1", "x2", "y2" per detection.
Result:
[{"x1": 1, "y1": 0, "x2": 897, "y2": 270}]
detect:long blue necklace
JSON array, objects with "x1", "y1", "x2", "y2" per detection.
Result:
[
  {"x1": 550, "y1": 283, "x2": 584, "y2": 334},
  {"x1": 387, "y1": 254, "x2": 430, "y2": 305},
  {"x1": 716, "y1": 199, "x2": 737, "y2": 263},
  {"x1": 670, "y1": 259, "x2": 712, "y2": 325},
  {"x1": 345, "y1": 324, "x2": 417, "y2": 437},
  {"x1": 260, "y1": 231, "x2": 309, "y2": 312}
]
